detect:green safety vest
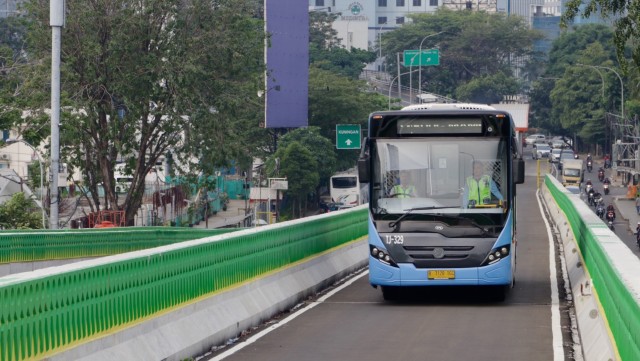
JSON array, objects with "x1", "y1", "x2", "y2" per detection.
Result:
[
  {"x1": 392, "y1": 185, "x2": 415, "y2": 198},
  {"x1": 467, "y1": 175, "x2": 492, "y2": 205}
]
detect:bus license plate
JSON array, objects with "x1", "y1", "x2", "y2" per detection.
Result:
[{"x1": 428, "y1": 270, "x2": 455, "y2": 279}]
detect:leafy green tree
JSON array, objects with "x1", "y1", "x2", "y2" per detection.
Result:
[
  {"x1": 562, "y1": 0, "x2": 639, "y2": 69},
  {"x1": 549, "y1": 44, "x2": 617, "y2": 149},
  {"x1": 455, "y1": 72, "x2": 521, "y2": 104},
  {"x1": 278, "y1": 141, "x2": 319, "y2": 218},
  {"x1": 529, "y1": 25, "x2": 617, "y2": 134},
  {"x1": 309, "y1": 11, "x2": 377, "y2": 79},
  {"x1": 23, "y1": 0, "x2": 265, "y2": 223},
  {"x1": 308, "y1": 66, "x2": 387, "y2": 170},
  {"x1": 271, "y1": 127, "x2": 337, "y2": 182},
  {"x1": 0, "y1": 192, "x2": 43, "y2": 229},
  {"x1": 309, "y1": 11, "x2": 341, "y2": 49},
  {"x1": 0, "y1": 16, "x2": 50, "y2": 144},
  {"x1": 382, "y1": 8, "x2": 542, "y2": 97}
]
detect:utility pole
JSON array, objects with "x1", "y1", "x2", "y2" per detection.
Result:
[{"x1": 49, "y1": 0, "x2": 65, "y2": 229}]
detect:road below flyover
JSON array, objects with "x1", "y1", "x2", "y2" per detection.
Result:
[{"x1": 200, "y1": 153, "x2": 575, "y2": 361}]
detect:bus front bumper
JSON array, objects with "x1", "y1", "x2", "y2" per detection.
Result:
[{"x1": 369, "y1": 255, "x2": 512, "y2": 287}]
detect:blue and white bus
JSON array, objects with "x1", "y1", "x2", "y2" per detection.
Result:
[{"x1": 358, "y1": 103, "x2": 525, "y2": 300}]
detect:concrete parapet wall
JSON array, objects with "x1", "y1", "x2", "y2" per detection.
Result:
[
  {"x1": 50, "y1": 240, "x2": 368, "y2": 361},
  {"x1": 543, "y1": 175, "x2": 640, "y2": 361},
  {"x1": 540, "y1": 183, "x2": 616, "y2": 360}
]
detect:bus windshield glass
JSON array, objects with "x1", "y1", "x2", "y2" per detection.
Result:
[
  {"x1": 371, "y1": 137, "x2": 508, "y2": 218},
  {"x1": 332, "y1": 176, "x2": 357, "y2": 188}
]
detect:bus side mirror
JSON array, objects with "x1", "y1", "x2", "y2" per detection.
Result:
[
  {"x1": 513, "y1": 158, "x2": 525, "y2": 184},
  {"x1": 358, "y1": 157, "x2": 370, "y2": 183},
  {"x1": 358, "y1": 137, "x2": 370, "y2": 183}
]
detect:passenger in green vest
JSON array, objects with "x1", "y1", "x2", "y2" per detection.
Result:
[
  {"x1": 464, "y1": 161, "x2": 503, "y2": 207},
  {"x1": 390, "y1": 171, "x2": 417, "y2": 198}
]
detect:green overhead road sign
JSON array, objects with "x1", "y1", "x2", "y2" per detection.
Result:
[
  {"x1": 403, "y1": 49, "x2": 440, "y2": 67},
  {"x1": 336, "y1": 124, "x2": 361, "y2": 149}
]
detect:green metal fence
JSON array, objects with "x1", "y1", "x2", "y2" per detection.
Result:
[
  {"x1": 0, "y1": 207, "x2": 368, "y2": 361},
  {"x1": 0, "y1": 227, "x2": 237, "y2": 264},
  {"x1": 546, "y1": 176, "x2": 640, "y2": 360}
]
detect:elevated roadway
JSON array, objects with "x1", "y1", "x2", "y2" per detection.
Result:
[{"x1": 205, "y1": 151, "x2": 571, "y2": 361}]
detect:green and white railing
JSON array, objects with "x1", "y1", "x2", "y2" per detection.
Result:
[
  {"x1": 545, "y1": 176, "x2": 640, "y2": 360},
  {"x1": 0, "y1": 207, "x2": 367, "y2": 361}
]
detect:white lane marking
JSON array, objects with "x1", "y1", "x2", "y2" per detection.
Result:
[
  {"x1": 536, "y1": 188, "x2": 565, "y2": 361},
  {"x1": 209, "y1": 270, "x2": 369, "y2": 360}
]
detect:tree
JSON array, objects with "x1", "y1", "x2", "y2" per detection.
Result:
[
  {"x1": 562, "y1": 0, "x2": 639, "y2": 70},
  {"x1": 529, "y1": 24, "x2": 617, "y2": 134},
  {"x1": 382, "y1": 8, "x2": 543, "y2": 98},
  {"x1": 308, "y1": 66, "x2": 387, "y2": 170},
  {"x1": 309, "y1": 11, "x2": 377, "y2": 79},
  {"x1": 278, "y1": 141, "x2": 319, "y2": 218},
  {"x1": 549, "y1": 44, "x2": 616, "y2": 149},
  {"x1": 0, "y1": 192, "x2": 43, "y2": 229},
  {"x1": 23, "y1": 0, "x2": 265, "y2": 223},
  {"x1": 271, "y1": 127, "x2": 337, "y2": 182},
  {"x1": 455, "y1": 72, "x2": 521, "y2": 104}
]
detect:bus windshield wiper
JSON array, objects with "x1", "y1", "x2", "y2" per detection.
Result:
[{"x1": 388, "y1": 206, "x2": 460, "y2": 228}]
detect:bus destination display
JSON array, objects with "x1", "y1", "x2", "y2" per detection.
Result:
[{"x1": 397, "y1": 118, "x2": 482, "y2": 135}]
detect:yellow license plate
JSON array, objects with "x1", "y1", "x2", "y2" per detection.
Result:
[{"x1": 428, "y1": 270, "x2": 455, "y2": 279}]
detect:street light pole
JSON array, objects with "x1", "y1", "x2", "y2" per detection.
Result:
[
  {"x1": 418, "y1": 31, "x2": 445, "y2": 103},
  {"x1": 378, "y1": 22, "x2": 386, "y2": 72},
  {"x1": 577, "y1": 63, "x2": 624, "y2": 119},
  {"x1": 6, "y1": 139, "x2": 46, "y2": 228},
  {"x1": 388, "y1": 68, "x2": 420, "y2": 110},
  {"x1": 50, "y1": 0, "x2": 65, "y2": 229}
]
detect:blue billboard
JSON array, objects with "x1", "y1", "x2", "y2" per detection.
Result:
[{"x1": 264, "y1": 0, "x2": 309, "y2": 128}]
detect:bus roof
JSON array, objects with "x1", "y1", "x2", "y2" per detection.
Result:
[{"x1": 401, "y1": 103, "x2": 496, "y2": 111}]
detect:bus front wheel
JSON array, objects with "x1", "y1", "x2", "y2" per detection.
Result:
[{"x1": 381, "y1": 286, "x2": 401, "y2": 301}]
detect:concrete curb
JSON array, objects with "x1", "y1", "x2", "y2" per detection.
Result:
[
  {"x1": 540, "y1": 184, "x2": 617, "y2": 361},
  {"x1": 46, "y1": 240, "x2": 368, "y2": 361}
]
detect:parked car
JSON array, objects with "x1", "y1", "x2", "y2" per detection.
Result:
[
  {"x1": 532, "y1": 144, "x2": 551, "y2": 159},
  {"x1": 525, "y1": 134, "x2": 546, "y2": 145}
]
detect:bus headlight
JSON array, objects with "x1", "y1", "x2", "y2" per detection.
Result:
[
  {"x1": 370, "y1": 245, "x2": 398, "y2": 267},
  {"x1": 481, "y1": 245, "x2": 510, "y2": 266}
]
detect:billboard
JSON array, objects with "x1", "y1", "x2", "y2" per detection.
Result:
[{"x1": 264, "y1": 0, "x2": 309, "y2": 128}]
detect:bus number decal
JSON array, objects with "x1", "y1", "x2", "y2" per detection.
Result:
[{"x1": 385, "y1": 235, "x2": 404, "y2": 245}]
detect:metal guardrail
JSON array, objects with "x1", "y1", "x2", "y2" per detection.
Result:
[
  {"x1": 0, "y1": 207, "x2": 368, "y2": 361},
  {"x1": 0, "y1": 227, "x2": 237, "y2": 264},
  {"x1": 545, "y1": 175, "x2": 640, "y2": 360}
]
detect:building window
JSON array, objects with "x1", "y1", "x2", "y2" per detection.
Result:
[
  {"x1": 397, "y1": 0, "x2": 405, "y2": 6},
  {"x1": 379, "y1": 0, "x2": 387, "y2": 6},
  {"x1": 429, "y1": 0, "x2": 438, "y2": 5},
  {"x1": 315, "y1": 0, "x2": 324, "y2": 6},
  {"x1": 396, "y1": 16, "x2": 405, "y2": 24},
  {"x1": 413, "y1": 0, "x2": 422, "y2": 5},
  {"x1": 378, "y1": 16, "x2": 387, "y2": 25}
]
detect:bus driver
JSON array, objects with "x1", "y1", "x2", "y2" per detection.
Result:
[
  {"x1": 390, "y1": 171, "x2": 417, "y2": 198},
  {"x1": 464, "y1": 161, "x2": 503, "y2": 207}
]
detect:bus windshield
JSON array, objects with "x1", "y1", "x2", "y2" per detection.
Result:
[
  {"x1": 371, "y1": 137, "x2": 508, "y2": 217},
  {"x1": 332, "y1": 176, "x2": 357, "y2": 188}
]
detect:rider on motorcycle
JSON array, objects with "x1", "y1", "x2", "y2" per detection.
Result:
[{"x1": 596, "y1": 203, "x2": 605, "y2": 218}]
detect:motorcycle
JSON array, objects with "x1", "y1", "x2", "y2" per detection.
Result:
[
  {"x1": 598, "y1": 170, "x2": 605, "y2": 182},
  {"x1": 596, "y1": 204, "x2": 605, "y2": 219},
  {"x1": 606, "y1": 211, "x2": 615, "y2": 230},
  {"x1": 587, "y1": 160, "x2": 593, "y2": 172},
  {"x1": 593, "y1": 193, "x2": 603, "y2": 207},
  {"x1": 603, "y1": 183, "x2": 610, "y2": 195},
  {"x1": 588, "y1": 192, "x2": 595, "y2": 207},
  {"x1": 636, "y1": 230, "x2": 640, "y2": 250}
]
